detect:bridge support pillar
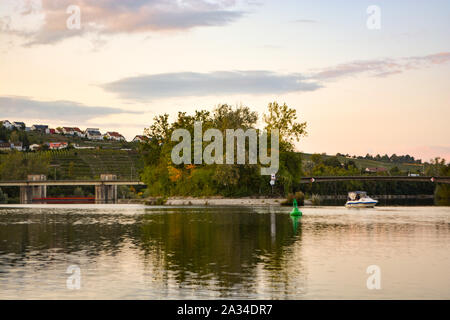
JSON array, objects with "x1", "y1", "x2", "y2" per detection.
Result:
[
  {"x1": 20, "y1": 175, "x2": 47, "y2": 204},
  {"x1": 95, "y1": 174, "x2": 117, "y2": 204}
]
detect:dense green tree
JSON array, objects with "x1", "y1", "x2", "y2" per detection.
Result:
[
  {"x1": 0, "y1": 152, "x2": 50, "y2": 180},
  {"x1": 140, "y1": 102, "x2": 307, "y2": 197},
  {"x1": 263, "y1": 102, "x2": 307, "y2": 152}
]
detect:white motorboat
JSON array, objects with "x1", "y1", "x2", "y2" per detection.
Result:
[{"x1": 345, "y1": 191, "x2": 378, "y2": 208}]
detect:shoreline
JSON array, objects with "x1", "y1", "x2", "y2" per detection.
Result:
[
  {"x1": 118, "y1": 197, "x2": 289, "y2": 206},
  {"x1": 117, "y1": 194, "x2": 435, "y2": 206}
]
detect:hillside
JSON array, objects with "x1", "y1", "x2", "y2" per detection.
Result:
[
  {"x1": 300, "y1": 152, "x2": 424, "y2": 173},
  {"x1": 25, "y1": 131, "x2": 137, "y2": 149},
  {"x1": 1, "y1": 145, "x2": 424, "y2": 181},
  {"x1": 13, "y1": 149, "x2": 143, "y2": 180}
]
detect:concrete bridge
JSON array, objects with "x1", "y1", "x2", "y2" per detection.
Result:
[
  {"x1": 2, "y1": 174, "x2": 449, "y2": 204},
  {"x1": 299, "y1": 176, "x2": 450, "y2": 184},
  {"x1": 0, "y1": 174, "x2": 144, "y2": 204}
]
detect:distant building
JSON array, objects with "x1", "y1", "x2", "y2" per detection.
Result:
[
  {"x1": 133, "y1": 135, "x2": 149, "y2": 143},
  {"x1": 105, "y1": 131, "x2": 125, "y2": 141},
  {"x1": 1, "y1": 120, "x2": 13, "y2": 130},
  {"x1": 10, "y1": 142, "x2": 23, "y2": 151},
  {"x1": 29, "y1": 144, "x2": 41, "y2": 151},
  {"x1": 61, "y1": 127, "x2": 84, "y2": 137},
  {"x1": 48, "y1": 128, "x2": 56, "y2": 135},
  {"x1": 62, "y1": 127, "x2": 75, "y2": 135},
  {"x1": 0, "y1": 142, "x2": 11, "y2": 151},
  {"x1": 12, "y1": 121, "x2": 26, "y2": 130},
  {"x1": 365, "y1": 167, "x2": 388, "y2": 173},
  {"x1": 85, "y1": 128, "x2": 103, "y2": 140},
  {"x1": 47, "y1": 142, "x2": 68, "y2": 150},
  {"x1": 0, "y1": 142, "x2": 23, "y2": 151},
  {"x1": 73, "y1": 127, "x2": 85, "y2": 137},
  {"x1": 73, "y1": 144, "x2": 95, "y2": 150},
  {"x1": 31, "y1": 125, "x2": 49, "y2": 133}
]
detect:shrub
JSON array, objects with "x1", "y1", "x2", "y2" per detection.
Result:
[
  {"x1": 145, "y1": 197, "x2": 167, "y2": 206},
  {"x1": 311, "y1": 194, "x2": 321, "y2": 206},
  {"x1": 282, "y1": 191, "x2": 305, "y2": 206},
  {"x1": 0, "y1": 188, "x2": 8, "y2": 204}
]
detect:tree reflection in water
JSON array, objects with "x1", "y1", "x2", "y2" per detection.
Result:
[
  {"x1": 0, "y1": 206, "x2": 307, "y2": 298},
  {"x1": 137, "y1": 207, "x2": 307, "y2": 298}
]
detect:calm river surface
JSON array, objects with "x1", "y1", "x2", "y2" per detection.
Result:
[{"x1": 0, "y1": 205, "x2": 449, "y2": 299}]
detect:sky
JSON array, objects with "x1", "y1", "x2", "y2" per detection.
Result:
[{"x1": 0, "y1": 0, "x2": 449, "y2": 162}]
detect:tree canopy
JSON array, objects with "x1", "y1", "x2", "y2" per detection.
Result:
[{"x1": 139, "y1": 102, "x2": 307, "y2": 197}]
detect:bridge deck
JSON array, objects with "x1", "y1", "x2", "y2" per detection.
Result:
[
  {"x1": 300, "y1": 176, "x2": 450, "y2": 184},
  {"x1": 0, "y1": 180, "x2": 145, "y2": 187},
  {"x1": 0, "y1": 176, "x2": 449, "y2": 187}
]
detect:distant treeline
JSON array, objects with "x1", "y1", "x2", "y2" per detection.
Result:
[
  {"x1": 336, "y1": 152, "x2": 422, "y2": 164},
  {"x1": 300, "y1": 153, "x2": 436, "y2": 197}
]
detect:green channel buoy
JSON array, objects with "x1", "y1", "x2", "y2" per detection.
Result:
[{"x1": 290, "y1": 198, "x2": 302, "y2": 216}]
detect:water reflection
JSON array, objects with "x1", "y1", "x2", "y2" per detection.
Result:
[
  {"x1": 0, "y1": 206, "x2": 307, "y2": 299},
  {"x1": 0, "y1": 205, "x2": 449, "y2": 299},
  {"x1": 290, "y1": 216, "x2": 301, "y2": 233},
  {"x1": 135, "y1": 207, "x2": 306, "y2": 298}
]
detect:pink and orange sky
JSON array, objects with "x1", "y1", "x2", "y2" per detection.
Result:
[{"x1": 1, "y1": 0, "x2": 449, "y2": 161}]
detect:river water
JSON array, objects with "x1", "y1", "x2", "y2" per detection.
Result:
[{"x1": 0, "y1": 205, "x2": 449, "y2": 299}]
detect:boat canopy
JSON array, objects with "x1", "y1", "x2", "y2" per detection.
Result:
[{"x1": 347, "y1": 191, "x2": 368, "y2": 200}]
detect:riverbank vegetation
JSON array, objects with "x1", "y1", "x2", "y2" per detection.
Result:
[
  {"x1": 428, "y1": 158, "x2": 450, "y2": 205},
  {"x1": 140, "y1": 102, "x2": 307, "y2": 197},
  {"x1": 1, "y1": 105, "x2": 449, "y2": 203}
]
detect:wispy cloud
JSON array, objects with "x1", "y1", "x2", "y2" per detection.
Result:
[
  {"x1": 1, "y1": 0, "x2": 246, "y2": 45},
  {"x1": 311, "y1": 52, "x2": 450, "y2": 80},
  {"x1": 102, "y1": 70, "x2": 322, "y2": 100},
  {"x1": 0, "y1": 96, "x2": 139, "y2": 121},
  {"x1": 101, "y1": 52, "x2": 450, "y2": 101}
]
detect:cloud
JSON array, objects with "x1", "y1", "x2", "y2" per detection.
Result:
[
  {"x1": 102, "y1": 70, "x2": 322, "y2": 100},
  {"x1": 0, "y1": 96, "x2": 139, "y2": 121},
  {"x1": 1, "y1": 0, "x2": 246, "y2": 45},
  {"x1": 293, "y1": 19, "x2": 317, "y2": 23},
  {"x1": 311, "y1": 52, "x2": 450, "y2": 80},
  {"x1": 101, "y1": 52, "x2": 450, "y2": 101}
]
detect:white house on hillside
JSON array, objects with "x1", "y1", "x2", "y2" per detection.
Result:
[
  {"x1": 73, "y1": 127, "x2": 85, "y2": 137},
  {"x1": 1, "y1": 120, "x2": 13, "y2": 129},
  {"x1": 32, "y1": 125, "x2": 49, "y2": 132},
  {"x1": 29, "y1": 144, "x2": 40, "y2": 151},
  {"x1": 0, "y1": 142, "x2": 11, "y2": 151},
  {"x1": 12, "y1": 122, "x2": 26, "y2": 129},
  {"x1": 62, "y1": 127, "x2": 75, "y2": 135},
  {"x1": 10, "y1": 142, "x2": 23, "y2": 151},
  {"x1": 62, "y1": 127, "x2": 85, "y2": 137},
  {"x1": 85, "y1": 128, "x2": 103, "y2": 140},
  {"x1": 133, "y1": 135, "x2": 149, "y2": 143},
  {"x1": 47, "y1": 142, "x2": 68, "y2": 150},
  {"x1": 105, "y1": 131, "x2": 125, "y2": 141}
]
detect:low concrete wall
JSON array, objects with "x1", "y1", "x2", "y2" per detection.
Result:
[
  {"x1": 119, "y1": 197, "x2": 284, "y2": 206},
  {"x1": 165, "y1": 198, "x2": 283, "y2": 206}
]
